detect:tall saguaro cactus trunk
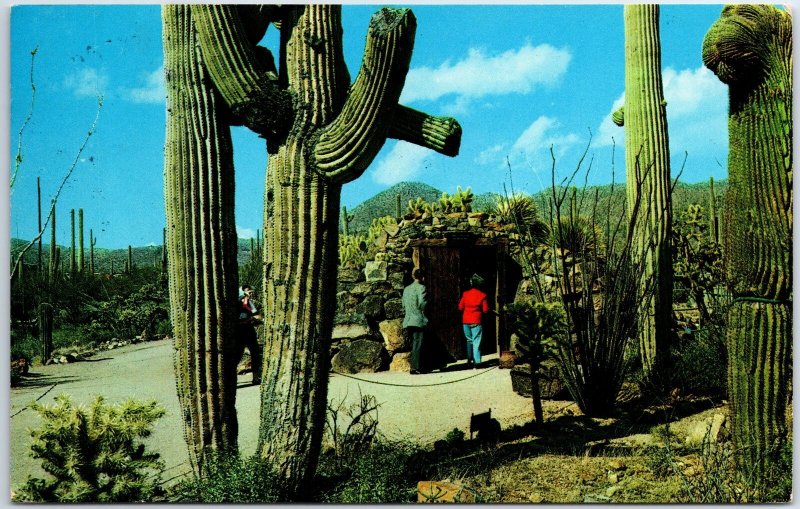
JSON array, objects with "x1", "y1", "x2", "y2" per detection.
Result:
[
  {"x1": 257, "y1": 6, "x2": 413, "y2": 491},
  {"x1": 162, "y1": 5, "x2": 241, "y2": 473},
  {"x1": 702, "y1": 5, "x2": 792, "y2": 482},
  {"x1": 622, "y1": 5, "x2": 673, "y2": 390},
  {"x1": 246, "y1": 6, "x2": 462, "y2": 494}
]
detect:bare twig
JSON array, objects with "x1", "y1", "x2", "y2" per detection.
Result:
[
  {"x1": 11, "y1": 95, "x2": 103, "y2": 281},
  {"x1": 11, "y1": 47, "x2": 38, "y2": 191}
]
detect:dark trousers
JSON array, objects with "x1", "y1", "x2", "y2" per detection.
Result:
[
  {"x1": 236, "y1": 323, "x2": 262, "y2": 383},
  {"x1": 407, "y1": 326, "x2": 424, "y2": 371}
]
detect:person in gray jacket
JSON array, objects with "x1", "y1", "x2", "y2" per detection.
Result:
[{"x1": 402, "y1": 268, "x2": 428, "y2": 374}]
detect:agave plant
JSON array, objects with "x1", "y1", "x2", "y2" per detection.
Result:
[{"x1": 492, "y1": 193, "x2": 550, "y2": 247}]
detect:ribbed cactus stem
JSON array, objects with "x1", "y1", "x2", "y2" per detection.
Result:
[
  {"x1": 161, "y1": 227, "x2": 167, "y2": 276},
  {"x1": 78, "y1": 209, "x2": 84, "y2": 273},
  {"x1": 708, "y1": 177, "x2": 719, "y2": 244},
  {"x1": 39, "y1": 303, "x2": 54, "y2": 362},
  {"x1": 127, "y1": 245, "x2": 132, "y2": 273},
  {"x1": 163, "y1": 4, "x2": 246, "y2": 473},
  {"x1": 703, "y1": 4, "x2": 792, "y2": 481},
  {"x1": 70, "y1": 209, "x2": 76, "y2": 274},
  {"x1": 623, "y1": 4, "x2": 673, "y2": 389},
  {"x1": 49, "y1": 204, "x2": 56, "y2": 280},
  {"x1": 90, "y1": 229, "x2": 96, "y2": 275},
  {"x1": 37, "y1": 177, "x2": 43, "y2": 272}
]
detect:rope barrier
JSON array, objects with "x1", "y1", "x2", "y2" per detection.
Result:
[
  {"x1": 330, "y1": 365, "x2": 500, "y2": 388},
  {"x1": 11, "y1": 383, "x2": 57, "y2": 419},
  {"x1": 732, "y1": 296, "x2": 791, "y2": 305}
]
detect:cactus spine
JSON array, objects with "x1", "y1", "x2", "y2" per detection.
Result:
[
  {"x1": 78, "y1": 209, "x2": 84, "y2": 273},
  {"x1": 623, "y1": 5, "x2": 673, "y2": 389},
  {"x1": 702, "y1": 5, "x2": 792, "y2": 481},
  {"x1": 70, "y1": 209, "x2": 76, "y2": 274}
]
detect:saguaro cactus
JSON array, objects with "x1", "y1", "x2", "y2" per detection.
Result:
[
  {"x1": 162, "y1": 5, "x2": 283, "y2": 473},
  {"x1": 621, "y1": 5, "x2": 673, "y2": 389},
  {"x1": 49, "y1": 205, "x2": 56, "y2": 279},
  {"x1": 38, "y1": 303, "x2": 54, "y2": 362},
  {"x1": 90, "y1": 229, "x2": 96, "y2": 275},
  {"x1": 703, "y1": 4, "x2": 792, "y2": 481},
  {"x1": 78, "y1": 208, "x2": 84, "y2": 273},
  {"x1": 70, "y1": 209, "x2": 76, "y2": 274},
  {"x1": 194, "y1": 6, "x2": 460, "y2": 492}
]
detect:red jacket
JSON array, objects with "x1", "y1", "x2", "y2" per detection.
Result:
[{"x1": 459, "y1": 288, "x2": 489, "y2": 325}]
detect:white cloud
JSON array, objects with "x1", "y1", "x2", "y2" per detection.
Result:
[
  {"x1": 370, "y1": 142, "x2": 434, "y2": 185},
  {"x1": 64, "y1": 68, "x2": 108, "y2": 97},
  {"x1": 401, "y1": 43, "x2": 571, "y2": 107},
  {"x1": 476, "y1": 144, "x2": 507, "y2": 166},
  {"x1": 237, "y1": 226, "x2": 256, "y2": 239},
  {"x1": 126, "y1": 67, "x2": 165, "y2": 104},
  {"x1": 662, "y1": 66, "x2": 725, "y2": 119}
]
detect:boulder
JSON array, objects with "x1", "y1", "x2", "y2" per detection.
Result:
[
  {"x1": 384, "y1": 223, "x2": 400, "y2": 237},
  {"x1": 388, "y1": 271, "x2": 406, "y2": 291},
  {"x1": 384, "y1": 298, "x2": 405, "y2": 320},
  {"x1": 364, "y1": 260, "x2": 388, "y2": 282},
  {"x1": 332, "y1": 323, "x2": 371, "y2": 341},
  {"x1": 336, "y1": 291, "x2": 360, "y2": 314},
  {"x1": 356, "y1": 295, "x2": 384, "y2": 319},
  {"x1": 685, "y1": 413, "x2": 727, "y2": 446},
  {"x1": 331, "y1": 339, "x2": 386, "y2": 374},
  {"x1": 417, "y1": 481, "x2": 476, "y2": 503},
  {"x1": 334, "y1": 312, "x2": 369, "y2": 327},
  {"x1": 379, "y1": 319, "x2": 406, "y2": 352},
  {"x1": 338, "y1": 267, "x2": 363, "y2": 283},
  {"x1": 350, "y1": 282, "x2": 373, "y2": 297},
  {"x1": 510, "y1": 361, "x2": 567, "y2": 399},
  {"x1": 389, "y1": 352, "x2": 412, "y2": 372}
]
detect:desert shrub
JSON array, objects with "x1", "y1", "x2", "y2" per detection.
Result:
[
  {"x1": 15, "y1": 395, "x2": 165, "y2": 503},
  {"x1": 671, "y1": 327, "x2": 727, "y2": 397},
  {"x1": 324, "y1": 393, "x2": 380, "y2": 469},
  {"x1": 170, "y1": 452, "x2": 281, "y2": 503},
  {"x1": 319, "y1": 440, "x2": 423, "y2": 503}
]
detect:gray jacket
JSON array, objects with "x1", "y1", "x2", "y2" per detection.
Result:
[{"x1": 402, "y1": 280, "x2": 428, "y2": 328}]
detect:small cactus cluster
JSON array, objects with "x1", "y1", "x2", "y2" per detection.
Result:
[
  {"x1": 338, "y1": 234, "x2": 369, "y2": 268},
  {"x1": 405, "y1": 186, "x2": 473, "y2": 217}
]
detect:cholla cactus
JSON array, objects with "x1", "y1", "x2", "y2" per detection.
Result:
[
  {"x1": 438, "y1": 192, "x2": 455, "y2": 214},
  {"x1": 453, "y1": 185, "x2": 473, "y2": 213},
  {"x1": 367, "y1": 216, "x2": 397, "y2": 243}
]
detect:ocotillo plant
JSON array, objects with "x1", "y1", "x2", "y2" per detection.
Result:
[
  {"x1": 162, "y1": 5, "x2": 277, "y2": 473},
  {"x1": 703, "y1": 4, "x2": 792, "y2": 483},
  {"x1": 70, "y1": 209, "x2": 76, "y2": 274},
  {"x1": 240, "y1": 6, "x2": 462, "y2": 493},
  {"x1": 78, "y1": 208, "x2": 84, "y2": 273},
  {"x1": 621, "y1": 5, "x2": 673, "y2": 390}
]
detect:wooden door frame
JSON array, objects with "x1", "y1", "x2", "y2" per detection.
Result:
[{"x1": 410, "y1": 236, "x2": 510, "y2": 357}]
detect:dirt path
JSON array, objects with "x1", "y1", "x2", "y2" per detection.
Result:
[{"x1": 9, "y1": 339, "x2": 535, "y2": 490}]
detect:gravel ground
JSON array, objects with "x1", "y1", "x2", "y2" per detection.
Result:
[{"x1": 9, "y1": 338, "x2": 534, "y2": 491}]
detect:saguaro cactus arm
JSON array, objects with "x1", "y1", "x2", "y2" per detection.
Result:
[
  {"x1": 191, "y1": 5, "x2": 292, "y2": 138},
  {"x1": 314, "y1": 8, "x2": 416, "y2": 183},
  {"x1": 389, "y1": 105, "x2": 462, "y2": 157}
]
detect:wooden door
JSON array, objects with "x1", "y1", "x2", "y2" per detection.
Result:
[{"x1": 416, "y1": 246, "x2": 463, "y2": 362}]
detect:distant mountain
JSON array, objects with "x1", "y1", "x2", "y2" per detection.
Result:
[{"x1": 346, "y1": 181, "x2": 442, "y2": 233}]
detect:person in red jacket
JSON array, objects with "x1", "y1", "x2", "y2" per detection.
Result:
[{"x1": 458, "y1": 274, "x2": 490, "y2": 368}]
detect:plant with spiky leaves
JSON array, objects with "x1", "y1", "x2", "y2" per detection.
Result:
[
  {"x1": 702, "y1": 4, "x2": 792, "y2": 483},
  {"x1": 619, "y1": 5, "x2": 674, "y2": 390},
  {"x1": 15, "y1": 395, "x2": 164, "y2": 503}
]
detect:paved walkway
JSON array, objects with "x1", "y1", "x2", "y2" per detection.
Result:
[{"x1": 9, "y1": 339, "x2": 533, "y2": 489}]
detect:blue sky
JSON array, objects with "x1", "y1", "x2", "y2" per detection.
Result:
[{"x1": 9, "y1": 4, "x2": 730, "y2": 249}]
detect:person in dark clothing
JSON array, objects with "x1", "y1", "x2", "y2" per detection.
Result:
[
  {"x1": 402, "y1": 268, "x2": 428, "y2": 374},
  {"x1": 236, "y1": 284, "x2": 262, "y2": 385}
]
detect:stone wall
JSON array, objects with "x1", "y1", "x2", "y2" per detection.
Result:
[{"x1": 332, "y1": 211, "x2": 515, "y2": 374}]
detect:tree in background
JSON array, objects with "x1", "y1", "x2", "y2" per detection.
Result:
[
  {"x1": 702, "y1": 4, "x2": 792, "y2": 483},
  {"x1": 615, "y1": 5, "x2": 674, "y2": 390}
]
